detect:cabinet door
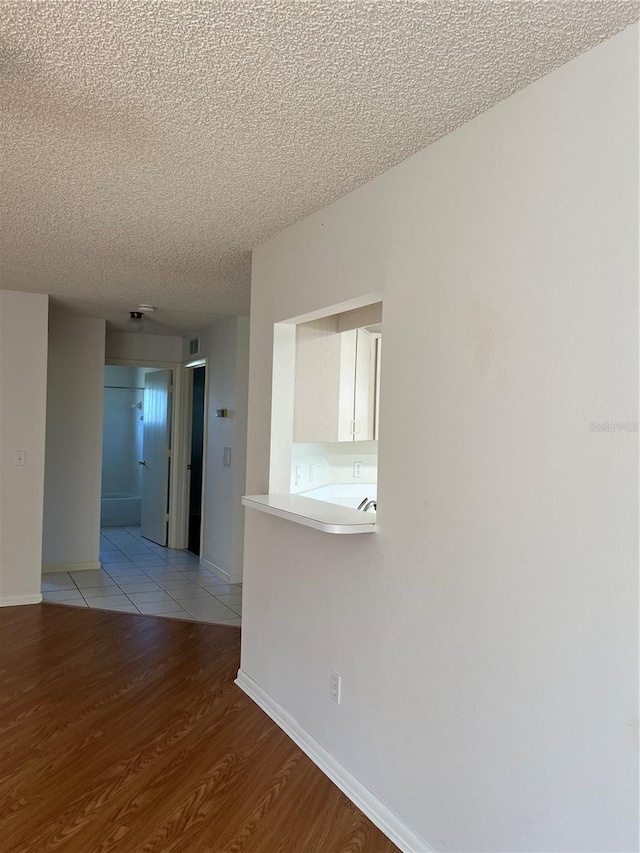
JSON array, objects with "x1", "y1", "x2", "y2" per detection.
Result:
[
  {"x1": 294, "y1": 322, "x2": 379, "y2": 443},
  {"x1": 373, "y1": 335, "x2": 381, "y2": 440},
  {"x1": 338, "y1": 328, "x2": 375, "y2": 442},
  {"x1": 353, "y1": 328, "x2": 375, "y2": 440},
  {"x1": 337, "y1": 329, "x2": 357, "y2": 441},
  {"x1": 293, "y1": 318, "x2": 342, "y2": 443}
]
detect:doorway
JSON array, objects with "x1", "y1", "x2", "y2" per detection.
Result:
[
  {"x1": 187, "y1": 365, "x2": 206, "y2": 555},
  {"x1": 101, "y1": 364, "x2": 173, "y2": 547}
]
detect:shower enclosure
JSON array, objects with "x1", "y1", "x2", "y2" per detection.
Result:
[{"x1": 100, "y1": 366, "x2": 145, "y2": 527}]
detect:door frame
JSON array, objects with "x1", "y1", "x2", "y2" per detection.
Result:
[
  {"x1": 105, "y1": 358, "x2": 190, "y2": 549},
  {"x1": 183, "y1": 359, "x2": 209, "y2": 558}
]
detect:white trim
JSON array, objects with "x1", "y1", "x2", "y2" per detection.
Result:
[
  {"x1": 283, "y1": 292, "x2": 385, "y2": 327},
  {"x1": 183, "y1": 365, "x2": 195, "y2": 548},
  {"x1": 105, "y1": 357, "x2": 178, "y2": 369},
  {"x1": 201, "y1": 556, "x2": 228, "y2": 581},
  {"x1": 0, "y1": 593, "x2": 43, "y2": 607},
  {"x1": 234, "y1": 669, "x2": 434, "y2": 853},
  {"x1": 43, "y1": 561, "x2": 101, "y2": 573},
  {"x1": 168, "y1": 365, "x2": 189, "y2": 549},
  {"x1": 174, "y1": 359, "x2": 209, "y2": 555},
  {"x1": 198, "y1": 364, "x2": 209, "y2": 558},
  {"x1": 201, "y1": 557, "x2": 242, "y2": 585}
]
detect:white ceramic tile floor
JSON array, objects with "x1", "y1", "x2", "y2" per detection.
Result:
[{"x1": 41, "y1": 526, "x2": 242, "y2": 626}]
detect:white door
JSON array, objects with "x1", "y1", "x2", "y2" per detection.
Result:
[{"x1": 140, "y1": 369, "x2": 172, "y2": 546}]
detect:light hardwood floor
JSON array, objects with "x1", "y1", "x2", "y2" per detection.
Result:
[{"x1": 0, "y1": 603, "x2": 398, "y2": 852}]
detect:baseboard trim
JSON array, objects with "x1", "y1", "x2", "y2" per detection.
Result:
[
  {"x1": 0, "y1": 593, "x2": 43, "y2": 607},
  {"x1": 42, "y1": 561, "x2": 102, "y2": 574},
  {"x1": 201, "y1": 557, "x2": 230, "y2": 582},
  {"x1": 234, "y1": 669, "x2": 433, "y2": 853},
  {"x1": 201, "y1": 557, "x2": 242, "y2": 585}
]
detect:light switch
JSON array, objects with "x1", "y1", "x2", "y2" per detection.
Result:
[
  {"x1": 223, "y1": 447, "x2": 232, "y2": 468},
  {"x1": 14, "y1": 450, "x2": 26, "y2": 467}
]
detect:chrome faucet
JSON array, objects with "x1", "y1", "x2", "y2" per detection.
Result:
[{"x1": 357, "y1": 498, "x2": 377, "y2": 512}]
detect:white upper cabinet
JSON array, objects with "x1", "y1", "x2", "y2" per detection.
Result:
[
  {"x1": 293, "y1": 305, "x2": 382, "y2": 443},
  {"x1": 338, "y1": 328, "x2": 376, "y2": 441}
]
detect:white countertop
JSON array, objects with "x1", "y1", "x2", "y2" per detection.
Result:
[
  {"x1": 298, "y1": 483, "x2": 377, "y2": 509},
  {"x1": 242, "y1": 494, "x2": 377, "y2": 534}
]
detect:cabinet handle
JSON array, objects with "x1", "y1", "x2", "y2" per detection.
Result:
[{"x1": 350, "y1": 420, "x2": 362, "y2": 435}]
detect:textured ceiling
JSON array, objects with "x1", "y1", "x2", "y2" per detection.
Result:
[{"x1": 1, "y1": 1, "x2": 638, "y2": 333}]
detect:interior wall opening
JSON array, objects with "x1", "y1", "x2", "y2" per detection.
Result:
[
  {"x1": 187, "y1": 364, "x2": 206, "y2": 556},
  {"x1": 101, "y1": 364, "x2": 173, "y2": 547},
  {"x1": 269, "y1": 298, "x2": 382, "y2": 513}
]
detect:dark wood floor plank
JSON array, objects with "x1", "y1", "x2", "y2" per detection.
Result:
[{"x1": 0, "y1": 604, "x2": 398, "y2": 853}]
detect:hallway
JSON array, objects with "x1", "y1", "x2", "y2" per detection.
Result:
[{"x1": 41, "y1": 526, "x2": 242, "y2": 625}]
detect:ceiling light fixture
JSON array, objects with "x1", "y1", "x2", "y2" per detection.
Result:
[
  {"x1": 128, "y1": 311, "x2": 146, "y2": 332},
  {"x1": 127, "y1": 305, "x2": 156, "y2": 333}
]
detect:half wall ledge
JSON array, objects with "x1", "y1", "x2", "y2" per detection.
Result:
[{"x1": 242, "y1": 494, "x2": 376, "y2": 534}]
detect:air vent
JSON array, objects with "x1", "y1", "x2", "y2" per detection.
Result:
[{"x1": 189, "y1": 337, "x2": 200, "y2": 356}]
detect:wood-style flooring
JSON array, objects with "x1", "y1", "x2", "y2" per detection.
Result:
[{"x1": 0, "y1": 604, "x2": 398, "y2": 852}]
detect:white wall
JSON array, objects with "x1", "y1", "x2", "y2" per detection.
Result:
[
  {"x1": 290, "y1": 441, "x2": 378, "y2": 494},
  {"x1": 0, "y1": 290, "x2": 49, "y2": 605},
  {"x1": 187, "y1": 316, "x2": 249, "y2": 582},
  {"x1": 241, "y1": 26, "x2": 638, "y2": 853},
  {"x1": 106, "y1": 330, "x2": 183, "y2": 363},
  {"x1": 42, "y1": 314, "x2": 106, "y2": 569},
  {"x1": 231, "y1": 316, "x2": 250, "y2": 580}
]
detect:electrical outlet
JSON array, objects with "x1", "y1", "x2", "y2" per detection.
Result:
[
  {"x1": 223, "y1": 447, "x2": 232, "y2": 468},
  {"x1": 295, "y1": 466, "x2": 302, "y2": 486},
  {"x1": 353, "y1": 461, "x2": 362, "y2": 478},
  {"x1": 330, "y1": 671, "x2": 341, "y2": 704},
  {"x1": 14, "y1": 450, "x2": 26, "y2": 467}
]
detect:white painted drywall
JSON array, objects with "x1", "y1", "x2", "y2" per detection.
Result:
[
  {"x1": 290, "y1": 441, "x2": 378, "y2": 494},
  {"x1": 186, "y1": 317, "x2": 249, "y2": 582},
  {"x1": 42, "y1": 314, "x2": 106, "y2": 568},
  {"x1": 0, "y1": 290, "x2": 49, "y2": 604},
  {"x1": 231, "y1": 316, "x2": 250, "y2": 581},
  {"x1": 241, "y1": 26, "x2": 639, "y2": 853},
  {"x1": 106, "y1": 330, "x2": 183, "y2": 363}
]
